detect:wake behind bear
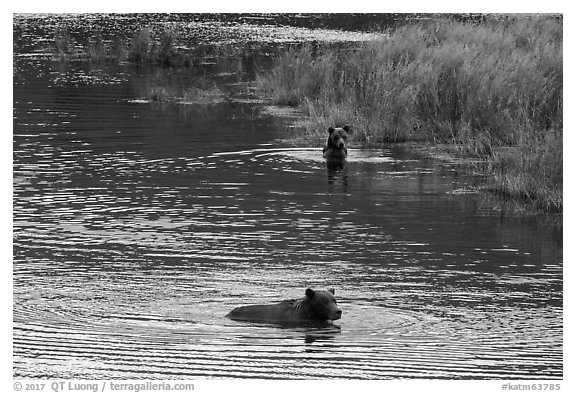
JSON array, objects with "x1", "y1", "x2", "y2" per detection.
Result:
[{"x1": 226, "y1": 288, "x2": 342, "y2": 324}]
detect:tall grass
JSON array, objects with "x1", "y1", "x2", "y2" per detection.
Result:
[
  {"x1": 156, "y1": 27, "x2": 177, "y2": 66},
  {"x1": 53, "y1": 25, "x2": 182, "y2": 66},
  {"x1": 127, "y1": 27, "x2": 152, "y2": 63},
  {"x1": 87, "y1": 29, "x2": 107, "y2": 63},
  {"x1": 53, "y1": 26, "x2": 75, "y2": 60},
  {"x1": 127, "y1": 27, "x2": 183, "y2": 66},
  {"x1": 488, "y1": 128, "x2": 562, "y2": 212},
  {"x1": 257, "y1": 15, "x2": 562, "y2": 212}
]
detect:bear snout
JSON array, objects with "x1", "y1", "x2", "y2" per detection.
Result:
[{"x1": 332, "y1": 308, "x2": 342, "y2": 320}]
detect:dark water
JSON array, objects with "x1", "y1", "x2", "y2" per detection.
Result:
[{"x1": 13, "y1": 14, "x2": 562, "y2": 379}]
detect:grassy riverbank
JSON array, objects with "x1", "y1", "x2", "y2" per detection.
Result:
[{"x1": 257, "y1": 15, "x2": 562, "y2": 213}]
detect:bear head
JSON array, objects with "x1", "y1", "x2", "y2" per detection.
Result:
[
  {"x1": 305, "y1": 287, "x2": 342, "y2": 321},
  {"x1": 324, "y1": 125, "x2": 349, "y2": 154}
]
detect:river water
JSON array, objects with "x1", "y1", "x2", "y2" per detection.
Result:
[{"x1": 13, "y1": 14, "x2": 562, "y2": 379}]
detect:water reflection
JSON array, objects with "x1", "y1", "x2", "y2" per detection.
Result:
[
  {"x1": 228, "y1": 320, "x2": 342, "y2": 345},
  {"x1": 326, "y1": 159, "x2": 348, "y2": 193},
  {"x1": 303, "y1": 325, "x2": 342, "y2": 345}
]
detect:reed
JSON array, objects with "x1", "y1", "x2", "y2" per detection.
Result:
[
  {"x1": 109, "y1": 37, "x2": 126, "y2": 63},
  {"x1": 87, "y1": 30, "x2": 107, "y2": 63},
  {"x1": 126, "y1": 27, "x2": 190, "y2": 66},
  {"x1": 53, "y1": 25, "x2": 75, "y2": 60},
  {"x1": 257, "y1": 15, "x2": 562, "y2": 212},
  {"x1": 127, "y1": 27, "x2": 152, "y2": 63},
  {"x1": 148, "y1": 86, "x2": 175, "y2": 103},
  {"x1": 488, "y1": 128, "x2": 562, "y2": 212},
  {"x1": 155, "y1": 27, "x2": 177, "y2": 66}
]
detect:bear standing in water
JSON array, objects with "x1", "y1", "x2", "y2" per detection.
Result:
[
  {"x1": 226, "y1": 288, "x2": 342, "y2": 324},
  {"x1": 323, "y1": 125, "x2": 349, "y2": 161}
]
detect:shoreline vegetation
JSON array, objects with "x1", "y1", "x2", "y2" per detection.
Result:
[
  {"x1": 52, "y1": 25, "x2": 257, "y2": 105},
  {"x1": 51, "y1": 15, "x2": 562, "y2": 213},
  {"x1": 54, "y1": 25, "x2": 189, "y2": 66},
  {"x1": 257, "y1": 15, "x2": 562, "y2": 213}
]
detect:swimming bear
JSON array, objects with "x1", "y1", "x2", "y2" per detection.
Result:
[{"x1": 226, "y1": 288, "x2": 342, "y2": 324}]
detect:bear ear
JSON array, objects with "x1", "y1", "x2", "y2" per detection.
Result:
[
  {"x1": 342, "y1": 124, "x2": 350, "y2": 132},
  {"x1": 328, "y1": 288, "x2": 335, "y2": 295},
  {"x1": 305, "y1": 288, "x2": 315, "y2": 298},
  {"x1": 327, "y1": 127, "x2": 335, "y2": 134}
]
